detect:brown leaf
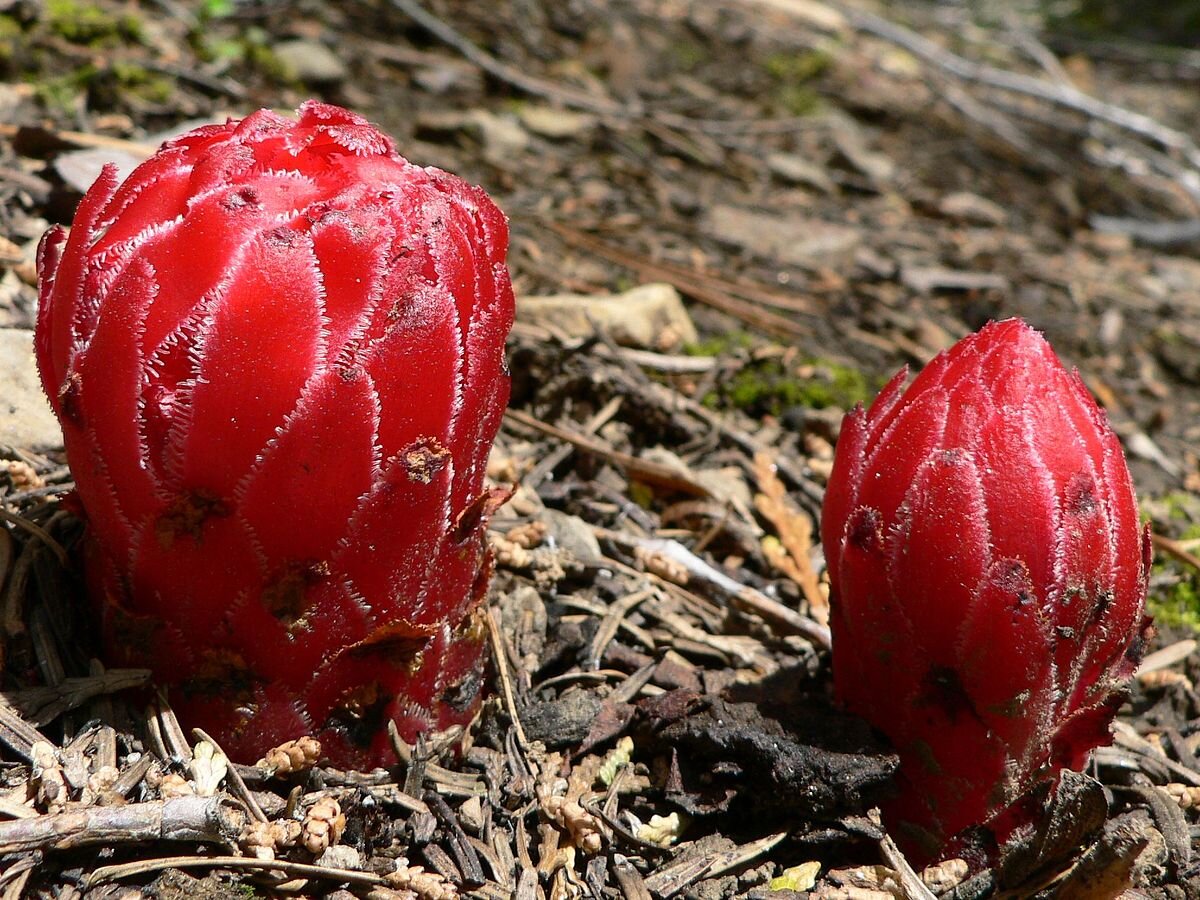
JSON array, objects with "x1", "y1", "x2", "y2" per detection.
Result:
[{"x1": 752, "y1": 451, "x2": 828, "y2": 625}]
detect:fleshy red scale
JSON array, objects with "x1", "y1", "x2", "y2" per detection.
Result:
[
  {"x1": 37, "y1": 102, "x2": 515, "y2": 769},
  {"x1": 821, "y1": 318, "x2": 1152, "y2": 864}
]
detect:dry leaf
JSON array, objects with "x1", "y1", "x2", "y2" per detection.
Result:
[{"x1": 752, "y1": 451, "x2": 828, "y2": 625}]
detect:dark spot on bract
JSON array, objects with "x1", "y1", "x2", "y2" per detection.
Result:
[
  {"x1": 1064, "y1": 473, "x2": 1098, "y2": 518},
  {"x1": 451, "y1": 487, "x2": 513, "y2": 545},
  {"x1": 222, "y1": 186, "x2": 260, "y2": 211},
  {"x1": 325, "y1": 682, "x2": 391, "y2": 749},
  {"x1": 155, "y1": 490, "x2": 231, "y2": 548},
  {"x1": 1088, "y1": 588, "x2": 1114, "y2": 624},
  {"x1": 58, "y1": 372, "x2": 84, "y2": 427},
  {"x1": 400, "y1": 438, "x2": 451, "y2": 485},
  {"x1": 848, "y1": 506, "x2": 883, "y2": 553},
  {"x1": 107, "y1": 606, "x2": 161, "y2": 662},
  {"x1": 261, "y1": 560, "x2": 330, "y2": 628},
  {"x1": 184, "y1": 648, "x2": 258, "y2": 698},
  {"x1": 264, "y1": 225, "x2": 299, "y2": 248},
  {"x1": 347, "y1": 621, "x2": 432, "y2": 667},
  {"x1": 918, "y1": 665, "x2": 981, "y2": 726},
  {"x1": 440, "y1": 666, "x2": 482, "y2": 714}
]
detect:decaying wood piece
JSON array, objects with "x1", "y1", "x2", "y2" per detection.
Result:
[{"x1": 0, "y1": 795, "x2": 246, "y2": 854}]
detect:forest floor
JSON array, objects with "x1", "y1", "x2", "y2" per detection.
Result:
[{"x1": 2, "y1": 0, "x2": 1200, "y2": 898}]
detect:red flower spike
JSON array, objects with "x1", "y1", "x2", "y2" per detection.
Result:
[
  {"x1": 821, "y1": 318, "x2": 1152, "y2": 863},
  {"x1": 37, "y1": 102, "x2": 515, "y2": 769}
]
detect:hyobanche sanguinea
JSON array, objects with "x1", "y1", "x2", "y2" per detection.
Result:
[
  {"x1": 36, "y1": 101, "x2": 515, "y2": 768},
  {"x1": 821, "y1": 318, "x2": 1152, "y2": 862}
]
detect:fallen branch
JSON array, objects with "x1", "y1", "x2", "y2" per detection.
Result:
[
  {"x1": 0, "y1": 796, "x2": 246, "y2": 854},
  {"x1": 596, "y1": 528, "x2": 832, "y2": 650}
]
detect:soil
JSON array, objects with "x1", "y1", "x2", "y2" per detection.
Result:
[{"x1": 2, "y1": 1, "x2": 1200, "y2": 898}]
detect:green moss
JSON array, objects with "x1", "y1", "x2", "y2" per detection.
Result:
[
  {"x1": 794, "y1": 360, "x2": 873, "y2": 410},
  {"x1": 199, "y1": 0, "x2": 236, "y2": 19},
  {"x1": 764, "y1": 50, "x2": 832, "y2": 83},
  {"x1": 773, "y1": 84, "x2": 820, "y2": 116},
  {"x1": 244, "y1": 40, "x2": 289, "y2": 83},
  {"x1": 1141, "y1": 490, "x2": 1200, "y2": 528},
  {"x1": 1049, "y1": 0, "x2": 1200, "y2": 44},
  {"x1": 110, "y1": 61, "x2": 173, "y2": 103},
  {"x1": 628, "y1": 481, "x2": 655, "y2": 509},
  {"x1": 0, "y1": 14, "x2": 21, "y2": 41},
  {"x1": 46, "y1": 0, "x2": 142, "y2": 46},
  {"x1": 33, "y1": 65, "x2": 95, "y2": 114},
  {"x1": 703, "y1": 354, "x2": 876, "y2": 417},
  {"x1": 670, "y1": 38, "x2": 707, "y2": 73},
  {"x1": 1149, "y1": 571, "x2": 1200, "y2": 633},
  {"x1": 191, "y1": 34, "x2": 242, "y2": 64},
  {"x1": 762, "y1": 50, "x2": 830, "y2": 116},
  {"x1": 683, "y1": 330, "x2": 756, "y2": 357},
  {"x1": 0, "y1": 14, "x2": 22, "y2": 62}
]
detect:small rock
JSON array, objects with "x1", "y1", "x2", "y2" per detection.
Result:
[
  {"x1": 0, "y1": 270, "x2": 34, "y2": 328},
  {"x1": 274, "y1": 39, "x2": 348, "y2": 84},
  {"x1": 314, "y1": 844, "x2": 362, "y2": 870},
  {"x1": 939, "y1": 191, "x2": 1008, "y2": 226},
  {"x1": 417, "y1": 109, "x2": 528, "y2": 165},
  {"x1": 0, "y1": 328, "x2": 61, "y2": 449},
  {"x1": 472, "y1": 111, "x2": 530, "y2": 164},
  {"x1": 900, "y1": 266, "x2": 1008, "y2": 294},
  {"x1": 829, "y1": 119, "x2": 895, "y2": 186},
  {"x1": 701, "y1": 205, "x2": 860, "y2": 268},
  {"x1": 518, "y1": 282, "x2": 697, "y2": 349},
  {"x1": 518, "y1": 105, "x2": 597, "y2": 140},
  {"x1": 521, "y1": 692, "x2": 603, "y2": 748},
  {"x1": 766, "y1": 152, "x2": 835, "y2": 193},
  {"x1": 1155, "y1": 257, "x2": 1200, "y2": 293},
  {"x1": 693, "y1": 466, "x2": 753, "y2": 509},
  {"x1": 1099, "y1": 308, "x2": 1123, "y2": 349},
  {"x1": 0, "y1": 83, "x2": 34, "y2": 127},
  {"x1": 55, "y1": 120, "x2": 211, "y2": 195},
  {"x1": 56, "y1": 147, "x2": 144, "y2": 194},
  {"x1": 413, "y1": 63, "x2": 481, "y2": 95},
  {"x1": 541, "y1": 509, "x2": 603, "y2": 566}
]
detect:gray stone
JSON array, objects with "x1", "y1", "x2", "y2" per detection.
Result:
[
  {"x1": 829, "y1": 118, "x2": 895, "y2": 186},
  {"x1": 470, "y1": 111, "x2": 529, "y2": 165},
  {"x1": 55, "y1": 120, "x2": 213, "y2": 195},
  {"x1": 416, "y1": 109, "x2": 529, "y2": 166},
  {"x1": 701, "y1": 205, "x2": 860, "y2": 268},
  {"x1": 0, "y1": 328, "x2": 61, "y2": 449},
  {"x1": 765, "y1": 152, "x2": 835, "y2": 193},
  {"x1": 939, "y1": 191, "x2": 1008, "y2": 226},
  {"x1": 518, "y1": 282, "x2": 697, "y2": 350},
  {"x1": 56, "y1": 147, "x2": 144, "y2": 194},
  {"x1": 518, "y1": 105, "x2": 597, "y2": 140},
  {"x1": 540, "y1": 509, "x2": 603, "y2": 566},
  {"x1": 314, "y1": 844, "x2": 362, "y2": 870},
  {"x1": 274, "y1": 39, "x2": 348, "y2": 84}
]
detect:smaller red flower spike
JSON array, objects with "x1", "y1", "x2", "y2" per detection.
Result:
[
  {"x1": 36, "y1": 102, "x2": 515, "y2": 769},
  {"x1": 821, "y1": 318, "x2": 1152, "y2": 863}
]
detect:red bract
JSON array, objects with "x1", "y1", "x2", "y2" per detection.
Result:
[
  {"x1": 821, "y1": 318, "x2": 1151, "y2": 862},
  {"x1": 36, "y1": 101, "x2": 515, "y2": 768}
]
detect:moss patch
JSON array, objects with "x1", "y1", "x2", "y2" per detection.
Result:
[
  {"x1": 1145, "y1": 508, "x2": 1200, "y2": 633},
  {"x1": 762, "y1": 49, "x2": 830, "y2": 116},
  {"x1": 700, "y1": 351, "x2": 876, "y2": 418},
  {"x1": 1148, "y1": 585, "x2": 1200, "y2": 633},
  {"x1": 46, "y1": 0, "x2": 143, "y2": 46}
]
